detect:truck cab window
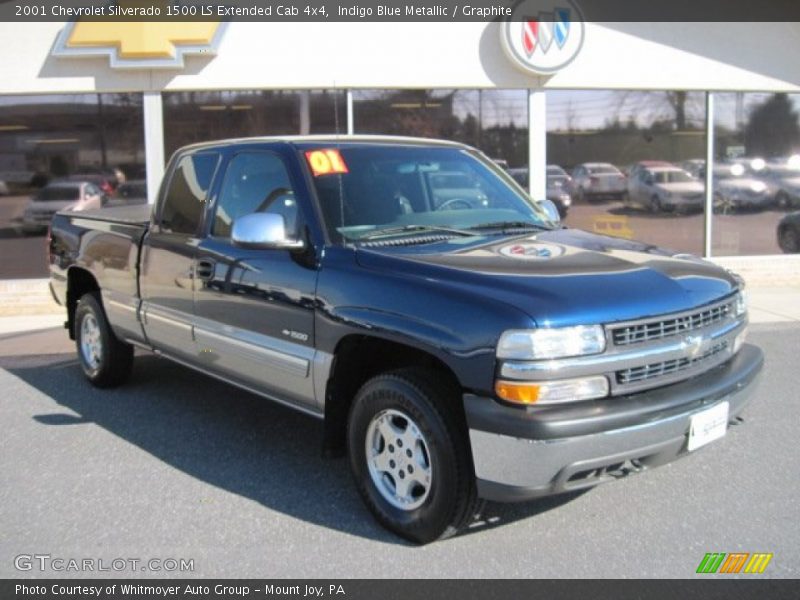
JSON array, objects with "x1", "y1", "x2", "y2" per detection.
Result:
[
  {"x1": 160, "y1": 152, "x2": 220, "y2": 234},
  {"x1": 213, "y1": 152, "x2": 298, "y2": 239}
]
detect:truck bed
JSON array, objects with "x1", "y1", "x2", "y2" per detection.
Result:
[{"x1": 58, "y1": 203, "x2": 153, "y2": 226}]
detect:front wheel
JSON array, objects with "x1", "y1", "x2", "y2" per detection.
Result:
[
  {"x1": 75, "y1": 292, "x2": 134, "y2": 387},
  {"x1": 347, "y1": 368, "x2": 479, "y2": 544}
]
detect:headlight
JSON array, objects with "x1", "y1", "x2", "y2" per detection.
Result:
[
  {"x1": 750, "y1": 181, "x2": 767, "y2": 193},
  {"x1": 497, "y1": 325, "x2": 606, "y2": 360},
  {"x1": 735, "y1": 291, "x2": 747, "y2": 317}
]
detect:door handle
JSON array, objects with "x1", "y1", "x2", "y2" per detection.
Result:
[{"x1": 195, "y1": 258, "x2": 215, "y2": 281}]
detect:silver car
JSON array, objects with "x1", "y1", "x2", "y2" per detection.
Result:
[
  {"x1": 570, "y1": 162, "x2": 627, "y2": 202},
  {"x1": 21, "y1": 181, "x2": 104, "y2": 233},
  {"x1": 627, "y1": 166, "x2": 704, "y2": 213}
]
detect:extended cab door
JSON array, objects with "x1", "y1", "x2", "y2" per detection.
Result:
[
  {"x1": 140, "y1": 151, "x2": 221, "y2": 360},
  {"x1": 192, "y1": 148, "x2": 321, "y2": 412}
]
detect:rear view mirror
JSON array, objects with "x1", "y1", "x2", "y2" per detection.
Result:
[
  {"x1": 538, "y1": 199, "x2": 561, "y2": 226},
  {"x1": 231, "y1": 213, "x2": 304, "y2": 251}
]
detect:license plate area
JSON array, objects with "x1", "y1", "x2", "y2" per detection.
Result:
[{"x1": 688, "y1": 401, "x2": 729, "y2": 452}]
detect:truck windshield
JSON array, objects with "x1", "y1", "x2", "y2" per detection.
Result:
[{"x1": 305, "y1": 145, "x2": 552, "y2": 243}]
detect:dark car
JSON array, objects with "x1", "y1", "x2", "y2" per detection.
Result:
[
  {"x1": 48, "y1": 136, "x2": 762, "y2": 544},
  {"x1": 507, "y1": 165, "x2": 571, "y2": 217},
  {"x1": 107, "y1": 180, "x2": 148, "y2": 207},
  {"x1": 777, "y1": 211, "x2": 800, "y2": 253}
]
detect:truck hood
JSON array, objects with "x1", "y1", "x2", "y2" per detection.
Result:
[{"x1": 355, "y1": 228, "x2": 738, "y2": 327}]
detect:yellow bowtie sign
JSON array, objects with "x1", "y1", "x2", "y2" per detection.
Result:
[{"x1": 52, "y1": 1, "x2": 224, "y2": 69}]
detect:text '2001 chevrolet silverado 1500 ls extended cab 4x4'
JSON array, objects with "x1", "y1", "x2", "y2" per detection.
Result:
[{"x1": 49, "y1": 136, "x2": 763, "y2": 544}]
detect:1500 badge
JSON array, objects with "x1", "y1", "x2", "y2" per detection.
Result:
[{"x1": 282, "y1": 329, "x2": 309, "y2": 342}]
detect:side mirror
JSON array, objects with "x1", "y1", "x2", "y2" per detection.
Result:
[
  {"x1": 231, "y1": 213, "x2": 304, "y2": 251},
  {"x1": 538, "y1": 199, "x2": 561, "y2": 226}
]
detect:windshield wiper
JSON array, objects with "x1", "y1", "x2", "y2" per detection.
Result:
[
  {"x1": 358, "y1": 224, "x2": 476, "y2": 241},
  {"x1": 467, "y1": 221, "x2": 551, "y2": 233}
]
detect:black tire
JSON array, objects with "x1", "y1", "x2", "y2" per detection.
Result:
[
  {"x1": 650, "y1": 195, "x2": 662, "y2": 213},
  {"x1": 778, "y1": 226, "x2": 800, "y2": 253},
  {"x1": 74, "y1": 292, "x2": 134, "y2": 388},
  {"x1": 347, "y1": 368, "x2": 480, "y2": 544}
]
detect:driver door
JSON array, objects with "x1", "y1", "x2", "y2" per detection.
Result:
[{"x1": 192, "y1": 149, "x2": 320, "y2": 411}]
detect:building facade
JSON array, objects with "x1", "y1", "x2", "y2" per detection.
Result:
[{"x1": 1, "y1": 20, "x2": 800, "y2": 278}]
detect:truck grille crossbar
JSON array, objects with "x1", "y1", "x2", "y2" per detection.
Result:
[
  {"x1": 611, "y1": 301, "x2": 733, "y2": 346},
  {"x1": 616, "y1": 341, "x2": 729, "y2": 385}
]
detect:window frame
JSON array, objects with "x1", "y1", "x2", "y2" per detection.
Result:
[{"x1": 156, "y1": 150, "x2": 221, "y2": 236}]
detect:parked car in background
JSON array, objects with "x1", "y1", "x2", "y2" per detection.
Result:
[
  {"x1": 627, "y1": 166, "x2": 704, "y2": 213},
  {"x1": 571, "y1": 162, "x2": 627, "y2": 202},
  {"x1": 625, "y1": 160, "x2": 673, "y2": 179},
  {"x1": 507, "y1": 166, "x2": 572, "y2": 217},
  {"x1": 107, "y1": 179, "x2": 148, "y2": 207},
  {"x1": 68, "y1": 172, "x2": 117, "y2": 196},
  {"x1": 713, "y1": 164, "x2": 773, "y2": 213},
  {"x1": 759, "y1": 163, "x2": 800, "y2": 209},
  {"x1": 777, "y1": 211, "x2": 800, "y2": 253},
  {"x1": 21, "y1": 181, "x2": 105, "y2": 233},
  {"x1": 681, "y1": 161, "x2": 772, "y2": 213}
]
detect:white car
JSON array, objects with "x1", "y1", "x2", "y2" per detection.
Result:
[
  {"x1": 21, "y1": 181, "x2": 104, "y2": 234},
  {"x1": 627, "y1": 166, "x2": 704, "y2": 213},
  {"x1": 570, "y1": 162, "x2": 627, "y2": 202}
]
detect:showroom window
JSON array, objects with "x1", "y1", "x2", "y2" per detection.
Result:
[
  {"x1": 547, "y1": 90, "x2": 707, "y2": 255},
  {"x1": 163, "y1": 90, "x2": 347, "y2": 157},
  {"x1": 352, "y1": 89, "x2": 529, "y2": 169},
  {"x1": 712, "y1": 92, "x2": 800, "y2": 256},
  {"x1": 0, "y1": 93, "x2": 145, "y2": 279}
]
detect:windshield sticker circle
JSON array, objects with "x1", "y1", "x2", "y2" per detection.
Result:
[{"x1": 499, "y1": 242, "x2": 565, "y2": 260}]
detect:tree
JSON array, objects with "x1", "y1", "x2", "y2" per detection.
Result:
[{"x1": 744, "y1": 93, "x2": 800, "y2": 158}]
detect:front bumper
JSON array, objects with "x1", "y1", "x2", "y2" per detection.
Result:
[{"x1": 465, "y1": 343, "x2": 763, "y2": 502}]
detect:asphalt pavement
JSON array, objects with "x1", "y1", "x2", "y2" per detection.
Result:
[{"x1": 0, "y1": 323, "x2": 797, "y2": 578}]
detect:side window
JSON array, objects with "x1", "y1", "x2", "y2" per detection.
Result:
[
  {"x1": 160, "y1": 152, "x2": 220, "y2": 235},
  {"x1": 213, "y1": 152, "x2": 298, "y2": 239}
]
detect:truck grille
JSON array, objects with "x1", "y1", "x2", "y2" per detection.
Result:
[
  {"x1": 611, "y1": 300, "x2": 733, "y2": 346},
  {"x1": 616, "y1": 341, "x2": 728, "y2": 385}
]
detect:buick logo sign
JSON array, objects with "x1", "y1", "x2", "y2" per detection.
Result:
[{"x1": 502, "y1": 0, "x2": 585, "y2": 75}]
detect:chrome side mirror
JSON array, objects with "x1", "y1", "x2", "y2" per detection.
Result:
[
  {"x1": 538, "y1": 199, "x2": 561, "y2": 226},
  {"x1": 231, "y1": 213, "x2": 304, "y2": 250}
]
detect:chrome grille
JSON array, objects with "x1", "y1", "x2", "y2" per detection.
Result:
[
  {"x1": 611, "y1": 301, "x2": 733, "y2": 346},
  {"x1": 616, "y1": 341, "x2": 728, "y2": 385}
]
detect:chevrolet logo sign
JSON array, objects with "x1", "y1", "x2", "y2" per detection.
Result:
[{"x1": 52, "y1": 4, "x2": 225, "y2": 69}]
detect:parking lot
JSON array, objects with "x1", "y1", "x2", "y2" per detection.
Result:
[
  {"x1": 0, "y1": 321, "x2": 797, "y2": 578},
  {"x1": 0, "y1": 190, "x2": 792, "y2": 281}
]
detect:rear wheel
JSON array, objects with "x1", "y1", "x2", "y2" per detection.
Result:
[
  {"x1": 75, "y1": 292, "x2": 133, "y2": 387},
  {"x1": 778, "y1": 226, "x2": 800, "y2": 253},
  {"x1": 347, "y1": 368, "x2": 480, "y2": 544}
]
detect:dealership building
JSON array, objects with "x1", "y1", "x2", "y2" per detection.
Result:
[{"x1": 1, "y1": 16, "x2": 800, "y2": 283}]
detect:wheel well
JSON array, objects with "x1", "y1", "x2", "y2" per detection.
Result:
[
  {"x1": 66, "y1": 268, "x2": 100, "y2": 339},
  {"x1": 322, "y1": 335, "x2": 462, "y2": 457}
]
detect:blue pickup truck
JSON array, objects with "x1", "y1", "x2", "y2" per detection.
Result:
[{"x1": 48, "y1": 136, "x2": 763, "y2": 543}]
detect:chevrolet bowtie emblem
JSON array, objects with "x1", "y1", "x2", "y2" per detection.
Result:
[
  {"x1": 52, "y1": 2, "x2": 225, "y2": 69},
  {"x1": 683, "y1": 334, "x2": 705, "y2": 358}
]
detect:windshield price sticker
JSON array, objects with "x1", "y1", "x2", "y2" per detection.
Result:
[{"x1": 306, "y1": 149, "x2": 349, "y2": 177}]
